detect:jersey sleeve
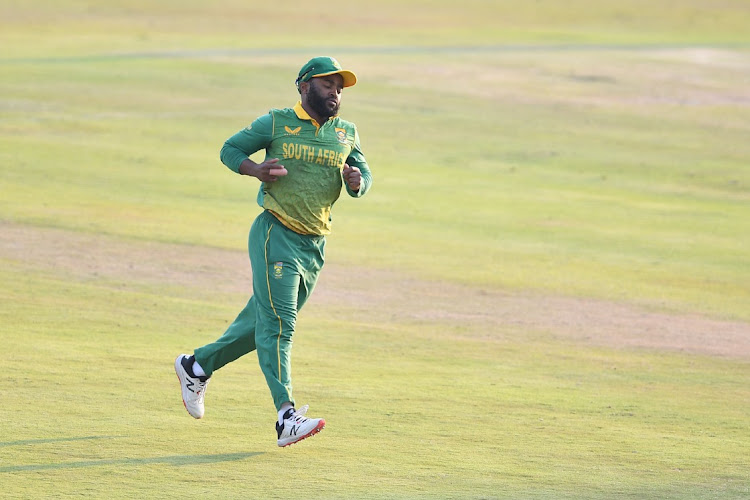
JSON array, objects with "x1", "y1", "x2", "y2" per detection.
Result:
[
  {"x1": 219, "y1": 113, "x2": 274, "y2": 173},
  {"x1": 345, "y1": 127, "x2": 372, "y2": 198}
]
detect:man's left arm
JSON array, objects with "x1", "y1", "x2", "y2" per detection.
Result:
[{"x1": 343, "y1": 129, "x2": 372, "y2": 198}]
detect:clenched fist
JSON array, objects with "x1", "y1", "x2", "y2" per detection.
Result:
[{"x1": 342, "y1": 163, "x2": 361, "y2": 192}]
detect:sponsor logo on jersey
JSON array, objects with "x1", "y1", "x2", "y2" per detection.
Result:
[{"x1": 284, "y1": 126, "x2": 301, "y2": 135}]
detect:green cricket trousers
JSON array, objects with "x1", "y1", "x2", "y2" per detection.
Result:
[{"x1": 193, "y1": 210, "x2": 325, "y2": 410}]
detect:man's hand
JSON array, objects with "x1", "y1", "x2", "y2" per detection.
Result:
[
  {"x1": 342, "y1": 163, "x2": 361, "y2": 192},
  {"x1": 239, "y1": 158, "x2": 288, "y2": 182}
]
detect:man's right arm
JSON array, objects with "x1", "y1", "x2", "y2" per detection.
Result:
[
  {"x1": 219, "y1": 113, "x2": 274, "y2": 174},
  {"x1": 219, "y1": 113, "x2": 288, "y2": 183}
]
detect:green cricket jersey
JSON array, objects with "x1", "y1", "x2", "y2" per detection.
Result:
[{"x1": 220, "y1": 101, "x2": 372, "y2": 235}]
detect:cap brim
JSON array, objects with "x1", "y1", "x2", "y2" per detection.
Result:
[{"x1": 314, "y1": 69, "x2": 357, "y2": 88}]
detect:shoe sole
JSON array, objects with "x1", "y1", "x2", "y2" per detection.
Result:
[
  {"x1": 174, "y1": 355, "x2": 204, "y2": 419},
  {"x1": 278, "y1": 419, "x2": 326, "y2": 448}
]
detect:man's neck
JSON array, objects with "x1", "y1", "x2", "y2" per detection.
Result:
[{"x1": 301, "y1": 102, "x2": 328, "y2": 126}]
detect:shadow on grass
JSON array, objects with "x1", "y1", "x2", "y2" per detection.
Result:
[
  {"x1": 0, "y1": 452, "x2": 265, "y2": 472},
  {"x1": 0, "y1": 436, "x2": 123, "y2": 448}
]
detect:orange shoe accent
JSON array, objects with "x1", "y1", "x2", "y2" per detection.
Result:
[{"x1": 281, "y1": 419, "x2": 326, "y2": 447}]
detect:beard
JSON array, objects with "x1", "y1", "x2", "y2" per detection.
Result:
[{"x1": 307, "y1": 81, "x2": 340, "y2": 120}]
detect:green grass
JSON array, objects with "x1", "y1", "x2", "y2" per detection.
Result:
[
  {"x1": 2, "y1": 0, "x2": 749, "y2": 58},
  {"x1": 1, "y1": 1, "x2": 749, "y2": 498},
  {"x1": 2, "y1": 50, "x2": 748, "y2": 319},
  {"x1": 2, "y1": 264, "x2": 748, "y2": 498}
]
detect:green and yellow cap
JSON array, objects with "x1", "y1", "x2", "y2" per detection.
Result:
[{"x1": 295, "y1": 56, "x2": 357, "y2": 89}]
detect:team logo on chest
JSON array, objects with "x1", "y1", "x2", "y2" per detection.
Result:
[
  {"x1": 273, "y1": 262, "x2": 284, "y2": 279},
  {"x1": 335, "y1": 128, "x2": 348, "y2": 144}
]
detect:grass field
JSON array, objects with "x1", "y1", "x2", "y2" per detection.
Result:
[{"x1": 1, "y1": 1, "x2": 749, "y2": 498}]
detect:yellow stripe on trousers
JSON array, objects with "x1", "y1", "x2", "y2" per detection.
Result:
[{"x1": 263, "y1": 225, "x2": 288, "y2": 400}]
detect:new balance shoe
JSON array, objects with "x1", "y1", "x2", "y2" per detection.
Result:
[
  {"x1": 174, "y1": 354, "x2": 210, "y2": 419},
  {"x1": 276, "y1": 405, "x2": 326, "y2": 447}
]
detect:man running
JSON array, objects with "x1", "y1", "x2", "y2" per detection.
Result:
[{"x1": 175, "y1": 56, "x2": 372, "y2": 447}]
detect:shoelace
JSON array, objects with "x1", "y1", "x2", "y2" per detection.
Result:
[
  {"x1": 194, "y1": 379, "x2": 208, "y2": 399},
  {"x1": 290, "y1": 404, "x2": 309, "y2": 422}
]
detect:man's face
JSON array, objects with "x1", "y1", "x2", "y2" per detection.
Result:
[{"x1": 305, "y1": 74, "x2": 344, "y2": 120}]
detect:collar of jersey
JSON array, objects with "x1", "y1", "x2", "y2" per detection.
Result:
[{"x1": 293, "y1": 101, "x2": 338, "y2": 128}]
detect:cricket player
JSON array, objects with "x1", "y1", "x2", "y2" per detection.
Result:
[{"x1": 174, "y1": 56, "x2": 372, "y2": 447}]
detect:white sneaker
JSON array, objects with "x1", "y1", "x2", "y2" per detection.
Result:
[
  {"x1": 174, "y1": 354, "x2": 209, "y2": 419},
  {"x1": 276, "y1": 405, "x2": 326, "y2": 447}
]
